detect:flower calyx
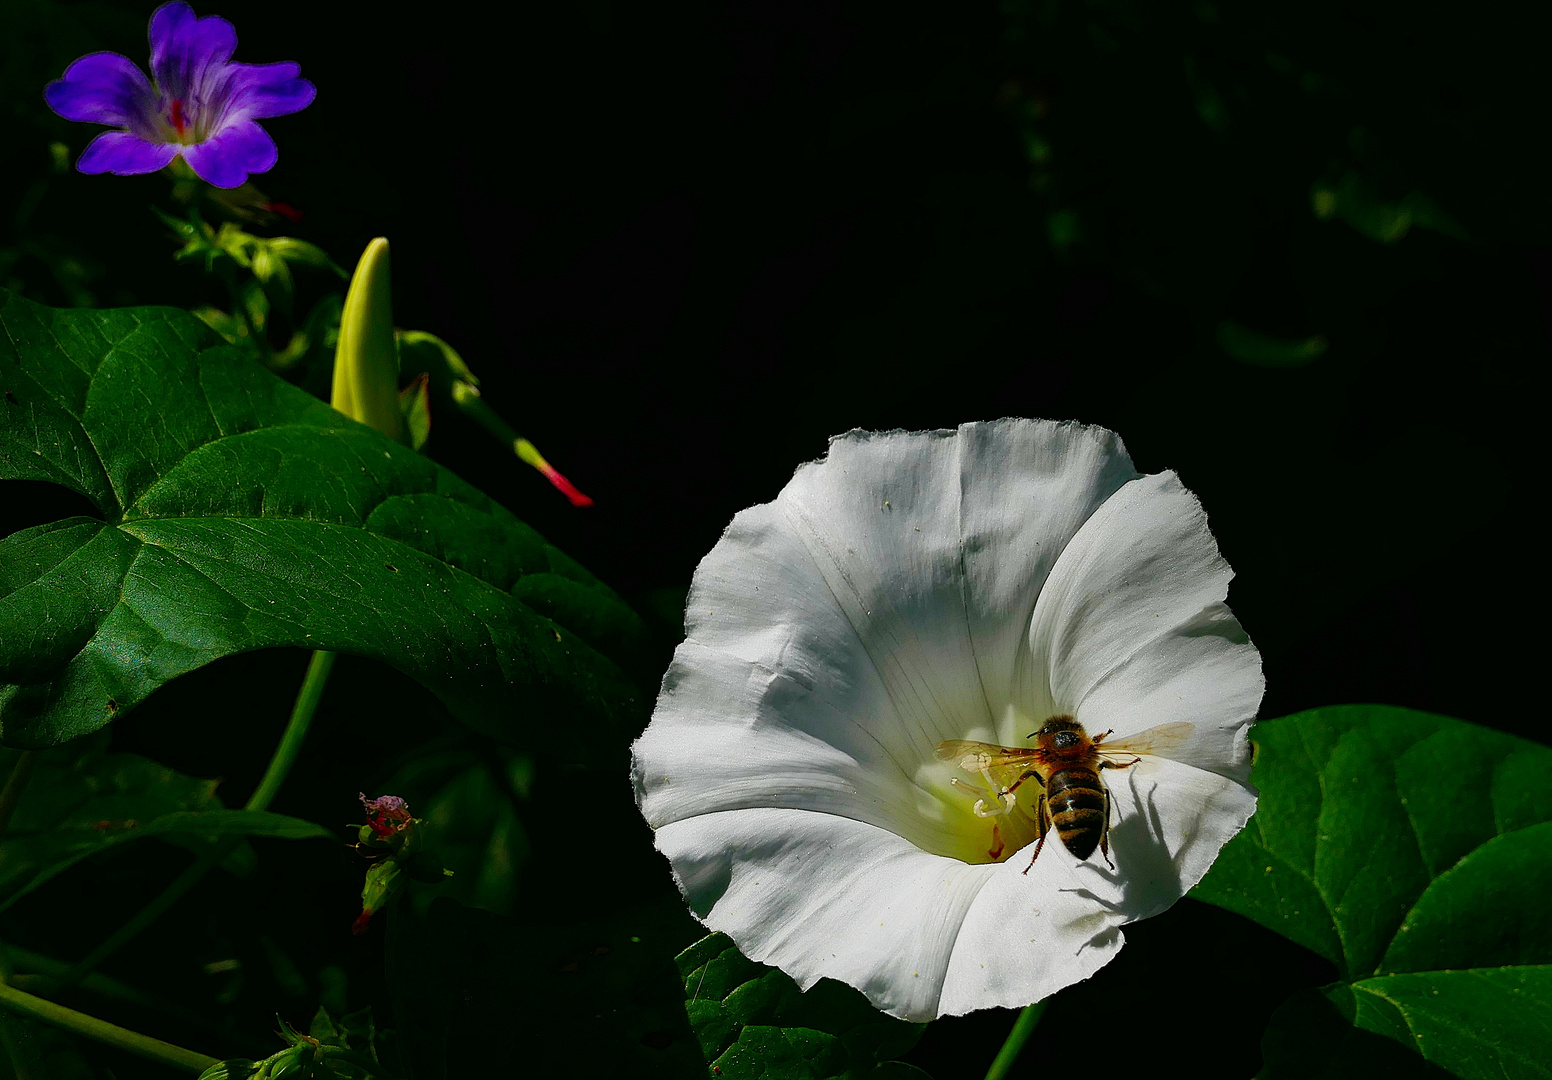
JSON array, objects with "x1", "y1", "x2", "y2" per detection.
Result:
[{"x1": 348, "y1": 793, "x2": 451, "y2": 935}]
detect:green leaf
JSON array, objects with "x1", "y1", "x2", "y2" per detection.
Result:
[
  {"x1": 386, "y1": 897, "x2": 704, "y2": 1080},
  {"x1": 678, "y1": 933, "x2": 927, "y2": 1078},
  {"x1": 0, "y1": 736, "x2": 330, "y2": 910},
  {"x1": 0, "y1": 290, "x2": 652, "y2": 749},
  {"x1": 1, "y1": 806, "x2": 332, "y2": 912},
  {"x1": 1191, "y1": 705, "x2": 1552, "y2": 1077}
]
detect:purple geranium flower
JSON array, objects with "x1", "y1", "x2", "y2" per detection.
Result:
[{"x1": 44, "y1": 2, "x2": 314, "y2": 189}]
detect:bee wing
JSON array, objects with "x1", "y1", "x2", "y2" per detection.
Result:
[
  {"x1": 935, "y1": 740, "x2": 1043, "y2": 785},
  {"x1": 1098, "y1": 721, "x2": 1196, "y2": 761}
]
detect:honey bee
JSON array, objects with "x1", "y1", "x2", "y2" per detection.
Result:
[{"x1": 936, "y1": 716, "x2": 1193, "y2": 873}]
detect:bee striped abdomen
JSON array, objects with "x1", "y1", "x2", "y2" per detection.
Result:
[{"x1": 1045, "y1": 767, "x2": 1106, "y2": 860}]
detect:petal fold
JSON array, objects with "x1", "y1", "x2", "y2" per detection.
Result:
[
  {"x1": 149, "y1": 1, "x2": 237, "y2": 101},
  {"x1": 635, "y1": 641, "x2": 974, "y2": 859},
  {"x1": 181, "y1": 117, "x2": 277, "y2": 188},
  {"x1": 1031, "y1": 470, "x2": 1243, "y2": 734},
  {"x1": 220, "y1": 61, "x2": 316, "y2": 120}
]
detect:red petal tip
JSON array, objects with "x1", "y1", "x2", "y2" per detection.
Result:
[{"x1": 538, "y1": 463, "x2": 594, "y2": 507}]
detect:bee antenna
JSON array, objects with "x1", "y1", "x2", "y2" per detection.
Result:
[{"x1": 1025, "y1": 732, "x2": 1037, "y2": 740}]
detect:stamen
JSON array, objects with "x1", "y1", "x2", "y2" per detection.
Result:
[
  {"x1": 170, "y1": 99, "x2": 187, "y2": 137},
  {"x1": 952, "y1": 775, "x2": 1017, "y2": 818}
]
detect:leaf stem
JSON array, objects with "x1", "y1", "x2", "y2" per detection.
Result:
[
  {"x1": 247, "y1": 650, "x2": 335, "y2": 813},
  {"x1": 55, "y1": 650, "x2": 336, "y2": 990},
  {"x1": 0, "y1": 979, "x2": 219, "y2": 1073},
  {"x1": 0, "y1": 752, "x2": 38, "y2": 837},
  {"x1": 983, "y1": 1001, "x2": 1047, "y2": 1080},
  {"x1": 4, "y1": 943, "x2": 250, "y2": 1050}
]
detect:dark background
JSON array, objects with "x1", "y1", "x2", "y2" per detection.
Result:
[
  {"x1": 4, "y1": 0, "x2": 1544, "y2": 732},
  {"x1": 0, "y1": 0, "x2": 1545, "y2": 1076}
]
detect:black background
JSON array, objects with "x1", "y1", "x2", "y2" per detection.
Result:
[
  {"x1": 0, "y1": 0, "x2": 1545, "y2": 1075},
  {"x1": 4, "y1": 0, "x2": 1545, "y2": 733}
]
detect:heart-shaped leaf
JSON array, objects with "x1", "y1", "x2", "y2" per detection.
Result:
[
  {"x1": 0, "y1": 290, "x2": 651, "y2": 749},
  {"x1": 1190, "y1": 705, "x2": 1552, "y2": 1078},
  {"x1": 677, "y1": 933, "x2": 930, "y2": 1078}
]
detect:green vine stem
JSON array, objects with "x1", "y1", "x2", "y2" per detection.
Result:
[
  {"x1": 0, "y1": 979, "x2": 219, "y2": 1074},
  {"x1": 54, "y1": 650, "x2": 337, "y2": 991},
  {"x1": 4, "y1": 943, "x2": 244, "y2": 1051},
  {"x1": 246, "y1": 651, "x2": 335, "y2": 813},
  {"x1": 983, "y1": 1000, "x2": 1047, "y2": 1080}
]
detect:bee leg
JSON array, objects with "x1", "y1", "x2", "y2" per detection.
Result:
[
  {"x1": 1099, "y1": 786, "x2": 1116, "y2": 870},
  {"x1": 1022, "y1": 793, "x2": 1050, "y2": 875},
  {"x1": 1004, "y1": 768, "x2": 1044, "y2": 795},
  {"x1": 1099, "y1": 755, "x2": 1142, "y2": 771}
]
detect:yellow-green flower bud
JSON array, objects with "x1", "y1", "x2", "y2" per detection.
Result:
[{"x1": 331, "y1": 238, "x2": 404, "y2": 442}]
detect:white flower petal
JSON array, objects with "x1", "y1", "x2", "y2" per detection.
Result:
[
  {"x1": 951, "y1": 420, "x2": 1139, "y2": 740},
  {"x1": 939, "y1": 852, "x2": 1126, "y2": 1015},
  {"x1": 1076, "y1": 601, "x2": 1263, "y2": 784},
  {"x1": 1031, "y1": 471, "x2": 1246, "y2": 740},
  {"x1": 938, "y1": 754, "x2": 1256, "y2": 1012},
  {"x1": 635, "y1": 641, "x2": 971, "y2": 858},
  {"x1": 632, "y1": 419, "x2": 1261, "y2": 1020},
  {"x1": 635, "y1": 420, "x2": 1142, "y2": 857},
  {"x1": 656, "y1": 807, "x2": 998, "y2": 1021},
  {"x1": 1105, "y1": 756, "x2": 1260, "y2": 910}
]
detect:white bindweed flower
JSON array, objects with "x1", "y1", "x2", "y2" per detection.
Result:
[{"x1": 631, "y1": 419, "x2": 1262, "y2": 1021}]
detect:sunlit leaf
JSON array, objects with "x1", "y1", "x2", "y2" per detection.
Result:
[
  {"x1": 0, "y1": 290, "x2": 652, "y2": 750},
  {"x1": 678, "y1": 933, "x2": 930, "y2": 1078},
  {"x1": 1192, "y1": 705, "x2": 1552, "y2": 1078}
]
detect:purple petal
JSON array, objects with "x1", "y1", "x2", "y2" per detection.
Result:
[
  {"x1": 149, "y1": 1, "x2": 237, "y2": 102},
  {"x1": 220, "y1": 62, "x2": 316, "y2": 121},
  {"x1": 76, "y1": 131, "x2": 179, "y2": 176},
  {"x1": 44, "y1": 52, "x2": 157, "y2": 131},
  {"x1": 181, "y1": 118, "x2": 276, "y2": 188}
]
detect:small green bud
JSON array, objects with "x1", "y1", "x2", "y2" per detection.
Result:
[{"x1": 331, "y1": 238, "x2": 404, "y2": 442}]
